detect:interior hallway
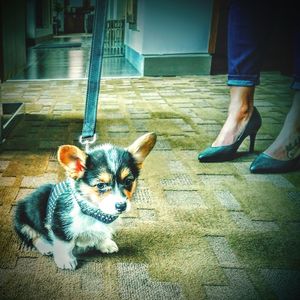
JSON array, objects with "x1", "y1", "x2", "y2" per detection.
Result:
[{"x1": 11, "y1": 34, "x2": 140, "y2": 80}]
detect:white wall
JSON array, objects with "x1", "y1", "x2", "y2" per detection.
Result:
[
  {"x1": 107, "y1": 0, "x2": 126, "y2": 20},
  {"x1": 124, "y1": 0, "x2": 145, "y2": 54},
  {"x1": 125, "y1": 0, "x2": 213, "y2": 55},
  {"x1": 26, "y1": 0, "x2": 36, "y2": 39}
]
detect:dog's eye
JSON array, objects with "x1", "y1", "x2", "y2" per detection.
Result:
[
  {"x1": 124, "y1": 177, "x2": 134, "y2": 188},
  {"x1": 96, "y1": 182, "x2": 109, "y2": 191}
]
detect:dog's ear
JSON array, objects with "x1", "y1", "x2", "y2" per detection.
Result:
[
  {"x1": 57, "y1": 145, "x2": 87, "y2": 179},
  {"x1": 127, "y1": 132, "x2": 157, "y2": 168}
]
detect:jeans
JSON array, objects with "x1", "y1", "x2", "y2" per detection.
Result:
[{"x1": 227, "y1": 0, "x2": 300, "y2": 90}]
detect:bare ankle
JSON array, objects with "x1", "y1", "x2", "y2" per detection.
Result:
[
  {"x1": 230, "y1": 86, "x2": 255, "y2": 101},
  {"x1": 212, "y1": 86, "x2": 256, "y2": 147},
  {"x1": 229, "y1": 86, "x2": 255, "y2": 122}
]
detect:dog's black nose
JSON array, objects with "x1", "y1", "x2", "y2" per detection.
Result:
[{"x1": 115, "y1": 202, "x2": 127, "y2": 212}]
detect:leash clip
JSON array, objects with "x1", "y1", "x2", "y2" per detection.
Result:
[{"x1": 79, "y1": 134, "x2": 97, "y2": 152}]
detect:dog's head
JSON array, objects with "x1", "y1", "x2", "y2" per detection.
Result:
[{"x1": 57, "y1": 132, "x2": 156, "y2": 216}]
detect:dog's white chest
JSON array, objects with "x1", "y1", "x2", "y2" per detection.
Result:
[{"x1": 71, "y1": 206, "x2": 116, "y2": 248}]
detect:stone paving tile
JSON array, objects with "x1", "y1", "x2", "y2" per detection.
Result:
[
  {"x1": 0, "y1": 187, "x2": 19, "y2": 206},
  {"x1": 287, "y1": 191, "x2": 300, "y2": 202},
  {"x1": 131, "y1": 119, "x2": 149, "y2": 132},
  {"x1": 205, "y1": 268, "x2": 258, "y2": 300},
  {"x1": 205, "y1": 236, "x2": 241, "y2": 268},
  {"x1": 214, "y1": 191, "x2": 241, "y2": 211},
  {"x1": 14, "y1": 188, "x2": 36, "y2": 203},
  {"x1": 154, "y1": 138, "x2": 172, "y2": 150},
  {"x1": 156, "y1": 150, "x2": 177, "y2": 161},
  {"x1": 0, "y1": 175, "x2": 16, "y2": 187},
  {"x1": 199, "y1": 175, "x2": 236, "y2": 187},
  {"x1": 167, "y1": 160, "x2": 187, "y2": 173},
  {"x1": 117, "y1": 263, "x2": 184, "y2": 300},
  {"x1": 233, "y1": 162, "x2": 251, "y2": 174},
  {"x1": 120, "y1": 217, "x2": 138, "y2": 227},
  {"x1": 164, "y1": 190, "x2": 206, "y2": 208},
  {"x1": 286, "y1": 222, "x2": 300, "y2": 232},
  {"x1": 229, "y1": 212, "x2": 280, "y2": 231},
  {"x1": 191, "y1": 117, "x2": 218, "y2": 125},
  {"x1": 0, "y1": 161, "x2": 10, "y2": 171},
  {"x1": 137, "y1": 208, "x2": 157, "y2": 222},
  {"x1": 0, "y1": 227, "x2": 19, "y2": 268},
  {"x1": 177, "y1": 108, "x2": 198, "y2": 118},
  {"x1": 108, "y1": 125, "x2": 130, "y2": 133},
  {"x1": 260, "y1": 269, "x2": 300, "y2": 299},
  {"x1": 46, "y1": 161, "x2": 60, "y2": 172},
  {"x1": 132, "y1": 186, "x2": 153, "y2": 205},
  {"x1": 130, "y1": 112, "x2": 151, "y2": 119},
  {"x1": 20, "y1": 173, "x2": 58, "y2": 188},
  {"x1": 160, "y1": 174, "x2": 193, "y2": 187},
  {"x1": 244, "y1": 174, "x2": 295, "y2": 188},
  {"x1": 0, "y1": 256, "x2": 104, "y2": 299},
  {"x1": 108, "y1": 132, "x2": 131, "y2": 138},
  {"x1": 172, "y1": 119, "x2": 194, "y2": 132},
  {"x1": 79, "y1": 262, "x2": 104, "y2": 292}
]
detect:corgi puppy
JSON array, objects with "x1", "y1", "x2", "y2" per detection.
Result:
[{"x1": 14, "y1": 132, "x2": 156, "y2": 270}]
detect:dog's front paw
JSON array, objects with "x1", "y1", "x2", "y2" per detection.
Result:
[
  {"x1": 34, "y1": 238, "x2": 53, "y2": 256},
  {"x1": 54, "y1": 254, "x2": 78, "y2": 270},
  {"x1": 97, "y1": 239, "x2": 119, "y2": 254}
]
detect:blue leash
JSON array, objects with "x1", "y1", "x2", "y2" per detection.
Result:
[
  {"x1": 45, "y1": 1, "x2": 113, "y2": 236},
  {"x1": 80, "y1": 0, "x2": 108, "y2": 150}
]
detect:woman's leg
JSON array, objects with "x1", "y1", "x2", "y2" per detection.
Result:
[
  {"x1": 263, "y1": 91, "x2": 300, "y2": 160},
  {"x1": 250, "y1": 7, "x2": 300, "y2": 173},
  {"x1": 259, "y1": 24, "x2": 300, "y2": 161},
  {"x1": 212, "y1": 0, "x2": 270, "y2": 147}
]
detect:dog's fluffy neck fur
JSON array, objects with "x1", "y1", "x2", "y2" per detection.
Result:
[{"x1": 46, "y1": 179, "x2": 119, "y2": 230}]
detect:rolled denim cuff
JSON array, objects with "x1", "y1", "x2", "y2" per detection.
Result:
[
  {"x1": 290, "y1": 78, "x2": 300, "y2": 90},
  {"x1": 227, "y1": 75, "x2": 259, "y2": 87},
  {"x1": 227, "y1": 79, "x2": 256, "y2": 86}
]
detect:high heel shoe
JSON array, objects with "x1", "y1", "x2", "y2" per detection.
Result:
[
  {"x1": 250, "y1": 153, "x2": 300, "y2": 173},
  {"x1": 198, "y1": 106, "x2": 262, "y2": 162}
]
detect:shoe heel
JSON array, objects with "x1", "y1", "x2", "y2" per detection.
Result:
[{"x1": 249, "y1": 133, "x2": 256, "y2": 153}]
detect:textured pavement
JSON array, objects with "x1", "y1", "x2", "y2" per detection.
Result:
[{"x1": 1, "y1": 73, "x2": 300, "y2": 299}]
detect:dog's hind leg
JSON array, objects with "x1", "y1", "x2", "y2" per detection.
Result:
[
  {"x1": 33, "y1": 237, "x2": 53, "y2": 256},
  {"x1": 17, "y1": 224, "x2": 39, "y2": 249}
]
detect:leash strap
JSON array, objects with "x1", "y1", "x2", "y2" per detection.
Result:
[{"x1": 80, "y1": 0, "x2": 108, "y2": 150}]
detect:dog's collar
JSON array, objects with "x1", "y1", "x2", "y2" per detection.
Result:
[
  {"x1": 75, "y1": 197, "x2": 119, "y2": 224},
  {"x1": 45, "y1": 179, "x2": 119, "y2": 230}
]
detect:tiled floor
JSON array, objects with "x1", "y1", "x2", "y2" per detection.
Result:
[
  {"x1": 0, "y1": 73, "x2": 300, "y2": 299},
  {"x1": 11, "y1": 34, "x2": 140, "y2": 80}
]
